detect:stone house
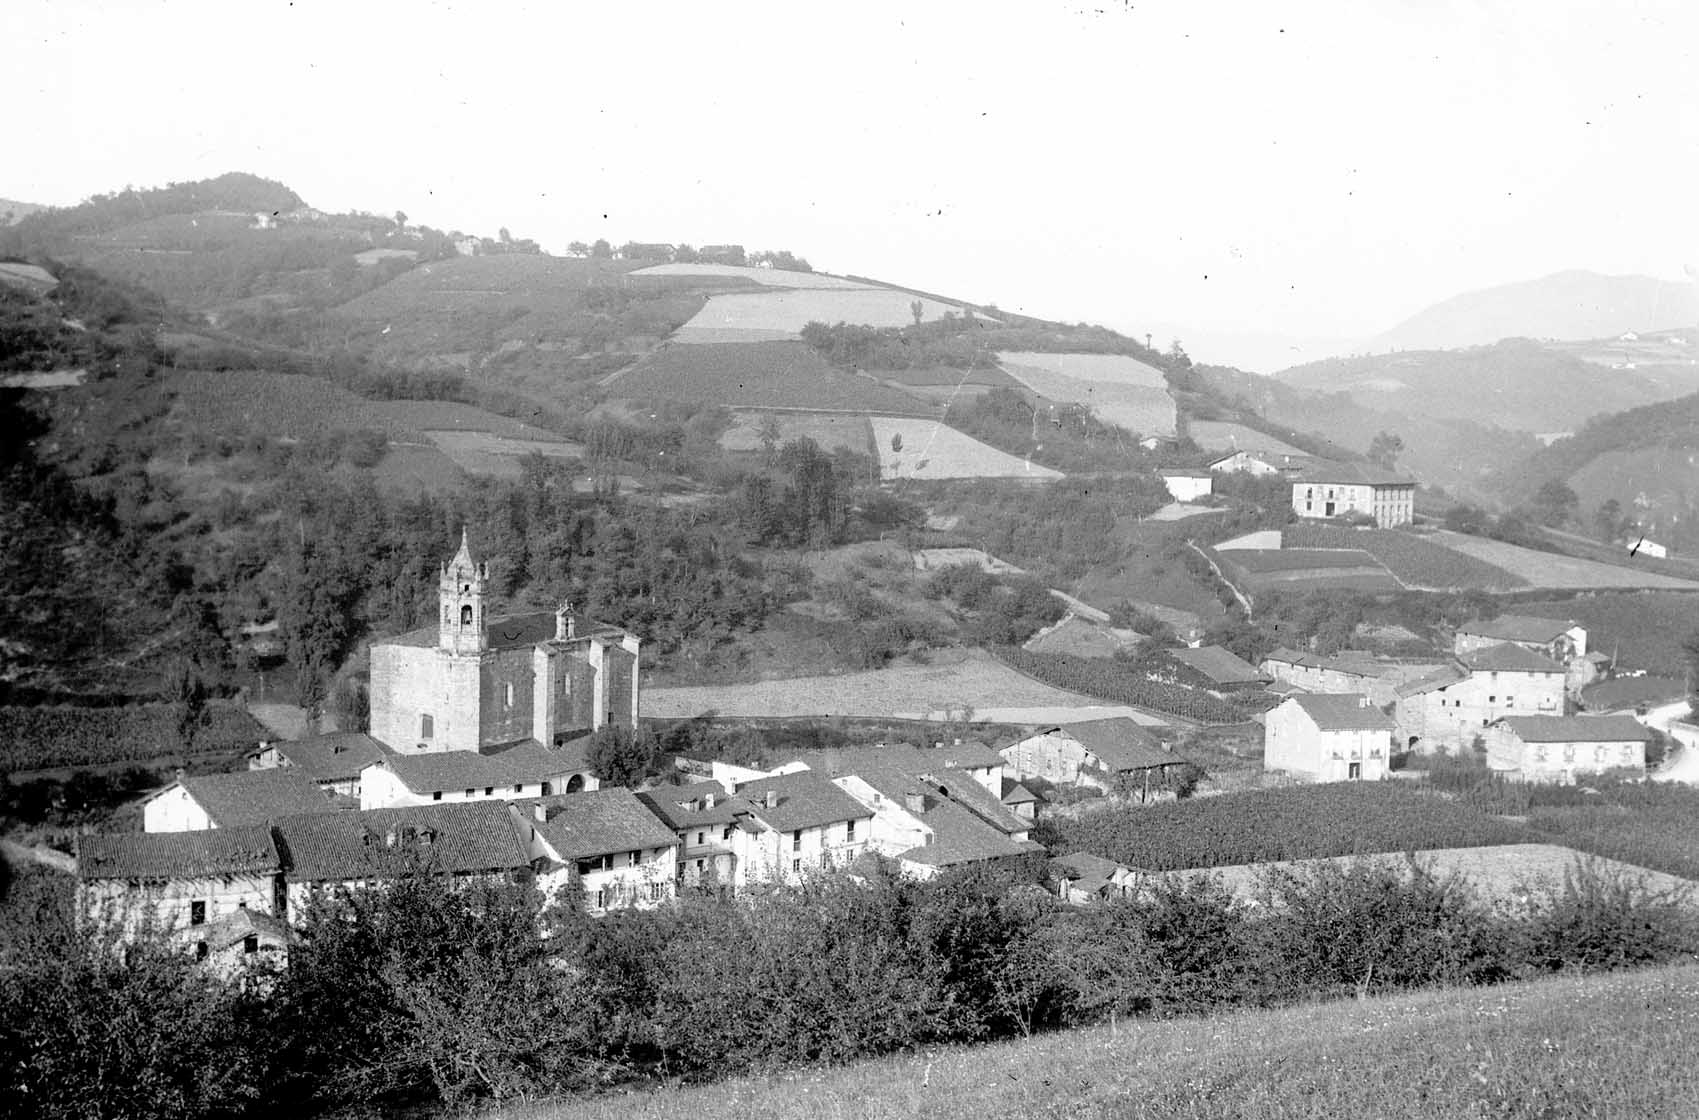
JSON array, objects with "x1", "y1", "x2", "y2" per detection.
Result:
[
  {"x1": 1453, "y1": 615, "x2": 1595, "y2": 695},
  {"x1": 727, "y1": 772, "x2": 874, "y2": 888},
  {"x1": 1001, "y1": 718, "x2": 1183, "y2": 797},
  {"x1": 1264, "y1": 693, "x2": 1396, "y2": 782},
  {"x1": 142, "y1": 769, "x2": 341, "y2": 833},
  {"x1": 1394, "y1": 644, "x2": 1567, "y2": 754},
  {"x1": 368, "y1": 532, "x2": 641, "y2": 756},
  {"x1": 1167, "y1": 645, "x2": 1271, "y2": 690},
  {"x1": 520, "y1": 789, "x2": 679, "y2": 913},
  {"x1": 1484, "y1": 715, "x2": 1653, "y2": 783},
  {"x1": 78, "y1": 826, "x2": 285, "y2": 963},
  {"x1": 1289, "y1": 462, "x2": 1415, "y2": 527},
  {"x1": 1260, "y1": 648, "x2": 1442, "y2": 708}
]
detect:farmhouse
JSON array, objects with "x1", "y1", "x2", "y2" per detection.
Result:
[
  {"x1": 1001, "y1": 718, "x2": 1184, "y2": 798},
  {"x1": 1167, "y1": 645, "x2": 1271, "y2": 690},
  {"x1": 248, "y1": 732, "x2": 391, "y2": 797},
  {"x1": 1393, "y1": 644, "x2": 1566, "y2": 754},
  {"x1": 1483, "y1": 714, "x2": 1653, "y2": 783},
  {"x1": 368, "y1": 532, "x2": 641, "y2": 757},
  {"x1": 637, "y1": 782, "x2": 755, "y2": 888},
  {"x1": 142, "y1": 769, "x2": 341, "y2": 833},
  {"x1": 78, "y1": 826, "x2": 283, "y2": 953},
  {"x1": 1207, "y1": 450, "x2": 1283, "y2": 477},
  {"x1": 1260, "y1": 648, "x2": 1443, "y2": 708},
  {"x1": 1264, "y1": 694, "x2": 1395, "y2": 782},
  {"x1": 521, "y1": 789, "x2": 679, "y2": 912},
  {"x1": 1157, "y1": 468, "x2": 1213, "y2": 502},
  {"x1": 1455, "y1": 614, "x2": 1596, "y2": 695},
  {"x1": 727, "y1": 772, "x2": 875, "y2": 888},
  {"x1": 1289, "y1": 462, "x2": 1415, "y2": 528}
]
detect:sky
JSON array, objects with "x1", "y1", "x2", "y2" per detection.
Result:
[{"x1": 7, "y1": 0, "x2": 1699, "y2": 367}]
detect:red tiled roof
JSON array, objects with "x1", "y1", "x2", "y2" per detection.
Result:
[{"x1": 78, "y1": 826, "x2": 280, "y2": 881}]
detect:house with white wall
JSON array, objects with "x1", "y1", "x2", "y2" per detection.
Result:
[
  {"x1": 637, "y1": 782, "x2": 754, "y2": 889},
  {"x1": 1453, "y1": 615, "x2": 1595, "y2": 695},
  {"x1": 358, "y1": 741, "x2": 597, "y2": 810},
  {"x1": 728, "y1": 772, "x2": 874, "y2": 887},
  {"x1": 1158, "y1": 468, "x2": 1213, "y2": 503},
  {"x1": 1394, "y1": 644, "x2": 1567, "y2": 754},
  {"x1": 519, "y1": 789, "x2": 678, "y2": 912},
  {"x1": 1484, "y1": 715, "x2": 1653, "y2": 783},
  {"x1": 1001, "y1": 719, "x2": 1184, "y2": 798},
  {"x1": 248, "y1": 732, "x2": 391, "y2": 798},
  {"x1": 1264, "y1": 694, "x2": 1396, "y2": 782},
  {"x1": 1290, "y1": 462, "x2": 1415, "y2": 527},
  {"x1": 142, "y1": 769, "x2": 340, "y2": 833}
]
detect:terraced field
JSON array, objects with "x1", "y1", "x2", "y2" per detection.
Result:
[
  {"x1": 717, "y1": 411, "x2": 873, "y2": 455},
  {"x1": 641, "y1": 649, "x2": 1110, "y2": 720},
  {"x1": 871, "y1": 418, "x2": 1063, "y2": 481},
  {"x1": 1220, "y1": 547, "x2": 1401, "y2": 592},
  {"x1": 629, "y1": 263, "x2": 870, "y2": 289},
  {"x1": 606, "y1": 341, "x2": 933, "y2": 414},
  {"x1": 996, "y1": 351, "x2": 1169, "y2": 388},
  {"x1": 1282, "y1": 524, "x2": 1529, "y2": 592},
  {"x1": 1435, "y1": 530, "x2": 1699, "y2": 590},
  {"x1": 423, "y1": 430, "x2": 585, "y2": 477},
  {"x1": 1187, "y1": 419, "x2": 1308, "y2": 456},
  {"x1": 673, "y1": 289, "x2": 967, "y2": 342},
  {"x1": 997, "y1": 353, "x2": 1178, "y2": 436}
]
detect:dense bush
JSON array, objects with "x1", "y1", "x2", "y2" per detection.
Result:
[{"x1": 0, "y1": 704, "x2": 270, "y2": 773}]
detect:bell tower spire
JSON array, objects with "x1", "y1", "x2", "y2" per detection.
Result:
[{"x1": 439, "y1": 528, "x2": 488, "y2": 654}]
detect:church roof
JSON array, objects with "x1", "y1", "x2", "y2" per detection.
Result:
[
  {"x1": 78, "y1": 825, "x2": 281, "y2": 881},
  {"x1": 377, "y1": 610, "x2": 634, "y2": 652}
]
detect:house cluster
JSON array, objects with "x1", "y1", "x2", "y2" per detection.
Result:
[
  {"x1": 1159, "y1": 448, "x2": 1416, "y2": 529},
  {"x1": 82, "y1": 538, "x2": 1202, "y2": 966},
  {"x1": 1259, "y1": 614, "x2": 1653, "y2": 785}
]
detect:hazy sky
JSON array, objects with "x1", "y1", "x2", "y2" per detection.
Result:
[{"x1": 7, "y1": 0, "x2": 1698, "y2": 363}]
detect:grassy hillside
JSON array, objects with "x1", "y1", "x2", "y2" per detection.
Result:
[
  {"x1": 1275, "y1": 338, "x2": 1668, "y2": 434},
  {"x1": 514, "y1": 964, "x2": 1699, "y2": 1120}
]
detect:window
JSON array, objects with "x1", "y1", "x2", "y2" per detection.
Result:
[
  {"x1": 243, "y1": 935, "x2": 259, "y2": 955},
  {"x1": 792, "y1": 858, "x2": 801, "y2": 874},
  {"x1": 696, "y1": 831, "x2": 706, "y2": 846},
  {"x1": 464, "y1": 788, "x2": 475, "y2": 797},
  {"x1": 820, "y1": 852, "x2": 830, "y2": 868},
  {"x1": 628, "y1": 849, "x2": 640, "y2": 867},
  {"x1": 189, "y1": 900, "x2": 207, "y2": 925},
  {"x1": 846, "y1": 819, "x2": 856, "y2": 842},
  {"x1": 1488, "y1": 695, "x2": 1496, "y2": 703},
  {"x1": 482, "y1": 786, "x2": 493, "y2": 796},
  {"x1": 649, "y1": 882, "x2": 665, "y2": 901},
  {"x1": 594, "y1": 889, "x2": 606, "y2": 910},
  {"x1": 1563, "y1": 745, "x2": 1576, "y2": 762},
  {"x1": 432, "y1": 791, "x2": 443, "y2": 801},
  {"x1": 1506, "y1": 697, "x2": 1515, "y2": 708},
  {"x1": 503, "y1": 682, "x2": 514, "y2": 707},
  {"x1": 1594, "y1": 745, "x2": 1608, "y2": 763},
  {"x1": 514, "y1": 783, "x2": 523, "y2": 793},
  {"x1": 460, "y1": 604, "x2": 473, "y2": 626},
  {"x1": 195, "y1": 941, "x2": 209, "y2": 961},
  {"x1": 792, "y1": 829, "x2": 803, "y2": 851},
  {"x1": 420, "y1": 713, "x2": 434, "y2": 738},
  {"x1": 722, "y1": 826, "x2": 733, "y2": 841}
]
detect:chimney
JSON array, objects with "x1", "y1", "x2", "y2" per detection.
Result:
[
  {"x1": 704, "y1": 792, "x2": 716, "y2": 810},
  {"x1": 905, "y1": 792, "x2": 926, "y2": 814},
  {"x1": 533, "y1": 803, "x2": 547, "y2": 823},
  {"x1": 765, "y1": 790, "x2": 778, "y2": 810}
]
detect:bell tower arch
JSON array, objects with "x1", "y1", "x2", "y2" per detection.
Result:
[{"x1": 439, "y1": 528, "x2": 488, "y2": 655}]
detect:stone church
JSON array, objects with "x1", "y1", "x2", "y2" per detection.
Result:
[{"x1": 369, "y1": 532, "x2": 642, "y2": 755}]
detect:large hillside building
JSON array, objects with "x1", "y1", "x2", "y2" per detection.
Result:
[
  {"x1": 1290, "y1": 463, "x2": 1415, "y2": 528},
  {"x1": 369, "y1": 532, "x2": 641, "y2": 755}
]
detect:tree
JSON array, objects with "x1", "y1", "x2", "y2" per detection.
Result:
[
  {"x1": 393, "y1": 210, "x2": 408, "y2": 230},
  {"x1": 586, "y1": 725, "x2": 659, "y2": 787},
  {"x1": 1530, "y1": 479, "x2": 1580, "y2": 529},
  {"x1": 566, "y1": 240, "x2": 590, "y2": 258},
  {"x1": 1593, "y1": 498, "x2": 1626, "y2": 543},
  {"x1": 1367, "y1": 431, "x2": 1405, "y2": 470},
  {"x1": 590, "y1": 239, "x2": 612, "y2": 259},
  {"x1": 910, "y1": 299, "x2": 924, "y2": 326}
]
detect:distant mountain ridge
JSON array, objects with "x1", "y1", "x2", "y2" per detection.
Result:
[{"x1": 1373, "y1": 270, "x2": 1699, "y2": 352}]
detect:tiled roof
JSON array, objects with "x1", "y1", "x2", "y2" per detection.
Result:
[
  {"x1": 1291, "y1": 461, "x2": 1416, "y2": 486},
  {"x1": 375, "y1": 742, "x2": 589, "y2": 794},
  {"x1": 1049, "y1": 851, "x2": 1128, "y2": 880},
  {"x1": 524, "y1": 788, "x2": 678, "y2": 860},
  {"x1": 1458, "y1": 615, "x2": 1577, "y2": 644},
  {"x1": 735, "y1": 772, "x2": 874, "y2": 832},
  {"x1": 1000, "y1": 777, "x2": 1039, "y2": 804},
  {"x1": 273, "y1": 801, "x2": 529, "y2": 882},
  {"x1": 1168, "y1": 645, "x2": 1271, "y2": 684},
  {"x1": 177, "y1": 769, "x2": 339, "y2": 826},
  {"x1": 636, "y1": 782, "x2": 753, "y2": 830},
  {"x1": 269, "y1": 732, "x2": 391, "y2": 783},
  {"x1": 1396, "y1": 663, "x2": 1470, "y2": 697},
  {"x1": 1460, "y1": 643, "x2": 1565, "y2": 674},
  {"x1": 1261, "y1": 648, "x2": 1398, "y2": 678},
  {"x1": 1051, "y1": 718, "x2": 1177, "y2": 772},
  {"x1": 1495, "y1": 715, "x2": 1653, "y2": 743},
  {"x1": 792, "y1": 741, "x2": 1004, "y2": 778},
  {"x1": 78, "y1": 826, "x2": 280, "y2": 881},
  {"x1": 897, "y1": 794, "x2": 1045, "y2": 868},
  {"x1": 1286, "y1": 693, "x2": 1396, "y2": 732},
  {"x1": 1158, "y1": 468, "x2": 1213, "y2": 478}
]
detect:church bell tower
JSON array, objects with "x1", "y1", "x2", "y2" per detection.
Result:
[{"x1": 439, "y1": 528, "x2": 489, "y2": 655}]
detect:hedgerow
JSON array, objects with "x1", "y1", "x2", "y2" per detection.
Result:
[{"x1": 995, "y1": 647, "x2": 1265, "y2": 724}]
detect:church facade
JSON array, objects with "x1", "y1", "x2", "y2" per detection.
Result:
[{"x1": 369, "y1": 532, "x2": 642, "y2": 755}]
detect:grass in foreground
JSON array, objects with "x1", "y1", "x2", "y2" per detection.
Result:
[{"x1": 500, "y1": 964, "x2": 1699, "y2": 1120}]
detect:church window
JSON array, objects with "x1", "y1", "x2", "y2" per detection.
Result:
[
  {"x1": 504, "y1": 682, "x2": 514, "y2": 707},
  {"x1": 190, "y1": 901, "x2": 206, "y2": 926},
  {"x1": 243, "y1": 935, "x2": 259, "y2": 955},
  {"x1": 461, "y1": 604, "x2": 473, "y2": 626},
  {"x1": 420, "y1": 714, "x2": 434, "y2": 739}
]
